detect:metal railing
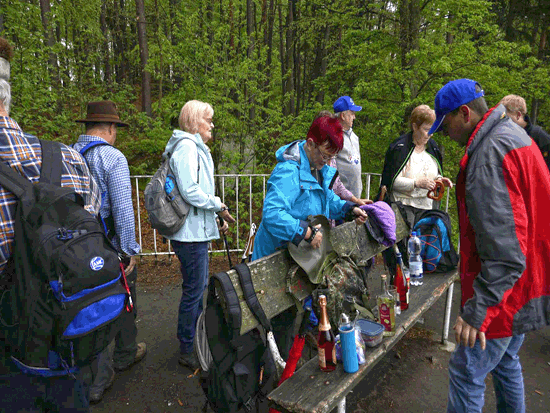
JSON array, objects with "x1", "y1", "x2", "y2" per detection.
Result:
[{"x1": 131, "y1": 172, "x2": 385, "y2": 258}]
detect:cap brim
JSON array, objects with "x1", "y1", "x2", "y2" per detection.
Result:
[
  {"x1": 350, "y1": 105, "x2": 362, "y2": 111},
  {"x1": 429, "y1": 114, "x2": 445, "y2": 135}
]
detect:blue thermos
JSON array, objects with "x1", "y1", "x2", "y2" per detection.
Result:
[{"x1": 338, "y1": 313, "x2": 359, "y2": 373}]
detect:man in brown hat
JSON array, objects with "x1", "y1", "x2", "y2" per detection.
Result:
[
  {"x1": 73, "y1": 100, "x2": 146, "y2": 403},
  {"x1": 0, "y1": 37, "x2": 100, "y2": 412}
]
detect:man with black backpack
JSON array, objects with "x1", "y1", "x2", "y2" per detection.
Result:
[
  {"x1": 73, "y1": 100, "x2": 146, "y2": 403},
  {"x1": 0, "y1": 39, "x2": 101, "y2": 412}
]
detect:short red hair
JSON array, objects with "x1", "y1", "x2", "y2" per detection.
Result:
[{"x1": 306, "y1": 116, "x2": 343, "y2": 153}]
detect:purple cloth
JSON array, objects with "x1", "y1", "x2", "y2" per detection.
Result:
[
  {"x1": 359, "y1": 201, "x2": 396, "y2": 246},
  {"x1": 328, "y1": 159, "x2": 353, "y2": 201}
]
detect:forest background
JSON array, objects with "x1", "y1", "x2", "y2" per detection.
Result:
[{"x1": 1, "y1": 0, "x2": 549, "y2": 244}]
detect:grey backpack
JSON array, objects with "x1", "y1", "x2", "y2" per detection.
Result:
[{"x1": 144, "y1": 138, "x2": 198, "y2": 236}]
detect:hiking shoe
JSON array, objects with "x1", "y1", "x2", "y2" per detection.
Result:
[
  {"x1": 178, "y1": 351, "x2": 200, "y2": 371},
  {"x1": 114, "y1": 342, "x2": 147, "y2": 372},
  {"x1": 89, "y1": 369, "x2": 115, "y2": 404}
]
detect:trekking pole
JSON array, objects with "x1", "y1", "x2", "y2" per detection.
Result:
[
  {"x1": 241, "y1": 223, "x2": 257, "y2": 264},
  {"x1": 218, "y1": 216, "x2": 233, "y2": 268}
]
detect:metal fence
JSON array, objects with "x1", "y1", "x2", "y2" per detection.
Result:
[{"x1": 131, "y1": 172, "x2": 385, "y2": 258}]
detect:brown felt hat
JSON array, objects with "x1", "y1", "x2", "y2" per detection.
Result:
[{"x1": 75, "y1": 100, "x2": 128, "y2": 127}]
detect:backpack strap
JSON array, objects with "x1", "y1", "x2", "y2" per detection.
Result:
[
  {"x1": 208, "y1": 271, "x2": 242, "y2": 343},
  {"x1": 233, "y1": 263, "x2": 272, "y2": 332},
  {"x1": 77, "y1": 141, "x2": 112, "y2": 157},
  {"x1": 0, "y1": 160, "x2": 32, "y2": 199},
  {"x1": 39, "y1": 140, "x2": 63, "y2": 186}
]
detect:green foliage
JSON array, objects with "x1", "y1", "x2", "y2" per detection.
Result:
[{"x1": 1, "y1": 0, "x2": 549, "y2": 242}]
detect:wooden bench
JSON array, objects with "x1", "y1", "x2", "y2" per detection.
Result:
[
  {"x1": 219, "y1": 204, "x2": 457, "y2": 412},
  {"x1": 266, "y1": 268, "x2": 459, "y2": 413}
]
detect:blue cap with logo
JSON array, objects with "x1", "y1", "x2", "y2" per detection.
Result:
[
  {"x1": 333, "y1": 96, "x2": 362, "y2": 113},
  {"x1": 429, "y1": 79, "x2": 485, "y2": 135}
]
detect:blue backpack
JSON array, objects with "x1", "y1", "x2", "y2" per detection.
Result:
[{"x1": 413, "y1": 209, "x2": 458, "y2": 273}]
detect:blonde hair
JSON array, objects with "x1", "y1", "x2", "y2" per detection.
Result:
[
  {"x1": 499, "y1": 95, "x2": 527, "y2": 116},
  {"x1": 409, "y1": 104, "x2": 435, "y2": 130},
  {"x1": 178, "y1": 100, "x2": 214, "y2": 133}
]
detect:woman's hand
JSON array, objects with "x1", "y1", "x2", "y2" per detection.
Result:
[
  {"x1": 218, "y1": 203, "x2": 236, "y2": 224},
  {"x1": 351, "y1": 196, "x2": 373, "y2": 206},
  {"x1": 438, "y1": 177, "x2": 454, "y2": 189},
  {"x1": 217, "y1": 217, "x2": 229, "y2": 234},
  {"x1": 352, "y1": 207, "x2": 368, "y2": 225},
  {"x1": 415, "y1": 177, "x2": 436, "y2": 191},
  {"x1": 305, "y1": 224, "x2": 323, "y2": 249}
]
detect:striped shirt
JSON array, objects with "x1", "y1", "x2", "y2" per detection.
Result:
[
  {"x1": 73, "y1": 135, "x2": 140, "y2": 256},
  {"x1": 0, "y1": 116, "x2": 101, "y2": 275}
]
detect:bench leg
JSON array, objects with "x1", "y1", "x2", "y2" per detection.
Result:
[
  {"x1": 439, "y1": 282, "x2": 456, "y2": 353},
  {"x1": 337, "y1": 396, "x2": 346, "y2": 413}
]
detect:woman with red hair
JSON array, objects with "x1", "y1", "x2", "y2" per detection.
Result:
[
  {"x1": 251, "y1": 115, "x2": 367, "y2": 358},
  {"x1": 252, "y1": 115, "x2": 367, "y2": 261}
]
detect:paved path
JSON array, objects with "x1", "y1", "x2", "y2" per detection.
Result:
[{"x1": 90, "y1": 269, "x2": 550, "y2": 413}]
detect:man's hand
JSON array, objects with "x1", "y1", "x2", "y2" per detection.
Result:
[
  {"x1": 352, "y1": 207, "x2": 368, "y2": 225},
  {"x1": 218, "y1": 203, "x2": 236, "y2": 224},
  {"x1": 454, "y1": 315, "x2": 486, "y2": 350},
  {"x1": 125, "y1": 256, "x2": 137, "y2": 275}
]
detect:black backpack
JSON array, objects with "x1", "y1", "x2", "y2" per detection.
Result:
[
  {"x1": 0, "y1": 140, "x2": 129, "y2": 375},
  {"x1": 199, "y1": 263, "x2": 276, "y2": 412}
]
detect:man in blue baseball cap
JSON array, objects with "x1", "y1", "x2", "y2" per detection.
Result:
[
  {"x1": 432, "y1": 78, "x2": 550, "y2": 413},
  {"x1": 333, "y1": 96, "x2": 366, "y2": 201}
]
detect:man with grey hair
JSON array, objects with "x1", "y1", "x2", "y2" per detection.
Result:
[
  {"x1": 499, "y1": 94, "x2": 550, "y2": 170},
  {"x1": 0, "y1": 37, "x2": 101, "y2": 412},
  {"x1": 333, "y1": 96, "x2": 369, "y2": 202}
]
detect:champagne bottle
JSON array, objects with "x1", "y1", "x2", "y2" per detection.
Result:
[
  {"x1": 394, "y1": 245, "x2": 409, "y2": 311},
  {"x1": 377, "y1": 274, "x2": 396, "y2": 336},
  {"x1": 317, "y1": 295, "x2": 337, "y2": 372}
]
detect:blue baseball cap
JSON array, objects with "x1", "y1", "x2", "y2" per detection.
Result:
[
  {"x1": 429, "y1": 79, "x2": 485, "y2": 135},
  {"x1": 333, "y1": 96, "x2": 362, "y2": 113}
]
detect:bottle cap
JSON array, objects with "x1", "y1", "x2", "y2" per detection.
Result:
[
  {"x1": 319, "y1": 295, "x2": 327, "y2": 305},
  {"x1": 411, "y1": 231, "x2": 416, "y2": 236},
  {"x1": 339, "y1": 313, "x2": 350, "y2": 327}
]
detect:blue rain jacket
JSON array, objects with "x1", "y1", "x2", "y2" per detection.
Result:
[{"x1": 252, "y1": 140, "x2": 354, "y2": 260}]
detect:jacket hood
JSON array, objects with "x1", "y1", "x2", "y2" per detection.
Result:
[
  {"x1": 276, "y1": 140, "x2": 303, "y2": 164},
  {"x1": 465, "y1": 105, "x2": 508, "y2": 161},
  {"x1": 163, "y1": 129, "x2": 202, "y2": 158}
]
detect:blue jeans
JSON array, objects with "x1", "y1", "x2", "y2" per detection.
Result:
[
  {"x1": 447, "y1": 334, "x2": 525, "y2": 413},
  {"x1": 171, "y1": 240, "x2": 209, "y2": 354}
]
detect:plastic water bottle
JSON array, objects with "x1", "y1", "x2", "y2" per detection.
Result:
[{"x1": 408, "y1": 231, "x2": 423, "y2": 286}]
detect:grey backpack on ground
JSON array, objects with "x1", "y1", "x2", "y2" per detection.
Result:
[{"x1": 144, "y1": 138, "x2": 198, "y2": 236}]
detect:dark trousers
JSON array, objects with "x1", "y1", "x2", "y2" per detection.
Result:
[
  {"x1": 0, "y1": 363, "x2": 92, "y2": 413},
  {"x1": 171, "y1": 240, "x2": 209, "y2": 354},
  {"x1": 90, "y1": 267, "x2": 138, "y2": 394}
]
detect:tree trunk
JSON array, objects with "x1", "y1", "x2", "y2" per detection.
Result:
[
  {"x1": 247, "y1": 0, "x2": 256, "y2": 121},
  {"x1": 100, "y1": 0, "x2": 112, "y2": 87},
  {"x1": 39, "y1": 0, "x2": 60, "y2": 88},
  {"x1": 135, "y1": 0, "x2": 152, "y2": 116}
]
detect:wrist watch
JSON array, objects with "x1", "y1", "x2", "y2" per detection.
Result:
[{"x1": 305, "y1": 226, "x2": 319, "y2": 244}]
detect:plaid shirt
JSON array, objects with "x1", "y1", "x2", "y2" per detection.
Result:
[
  {"x1": 0, "y1": 116, "x2": 101, "y2": 275},
  {"x1": 73, "y1": 135, "x2": 140, "y2": 256}
]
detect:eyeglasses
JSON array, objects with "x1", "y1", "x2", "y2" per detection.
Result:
[{"x1": 316, "y1": 145, "x2": 337, "y2": 162}]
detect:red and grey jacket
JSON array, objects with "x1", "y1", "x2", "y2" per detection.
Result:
[{"x1": 456, "y1": 104, "x2": 550, "y2": 339}]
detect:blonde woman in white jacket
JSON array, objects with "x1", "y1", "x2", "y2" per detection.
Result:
[{"x1": 163, "y1": 100, "x2": 234, "y2": 370}]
